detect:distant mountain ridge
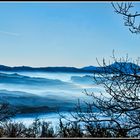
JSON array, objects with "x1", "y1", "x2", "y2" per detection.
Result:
[
  {"x1": 0, "y1": 62, "x2": 139, "y2": 73},
  {"x1": 82, "y1": 62, "x2": 140, "y2": 74},
  {"x1": 0, "y1": 65, "x2": 90, "y2": 73}
]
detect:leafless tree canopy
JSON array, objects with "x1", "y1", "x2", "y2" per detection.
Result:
[
  {"x1": 111, "y1": 2, "x2": 140, "y2": 34},
  {"x1": 68, "y1": 54, "x2": 140, "y2": 137},
  {"x1": 0, "y1": 103, "x2": 14, "y2": 122}
]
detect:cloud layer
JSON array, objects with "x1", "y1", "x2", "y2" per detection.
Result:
[{"x1": 0, "y1": 30, "x2": 20, "y2": 36}]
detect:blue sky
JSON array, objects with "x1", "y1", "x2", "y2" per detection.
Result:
[{"x1": 0, "y1": 2, "x2": 140, "y2": 67}]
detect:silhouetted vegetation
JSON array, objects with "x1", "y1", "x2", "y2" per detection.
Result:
[
  {"x1": 111, "y1": 2, "x2": 140, "y2": 34},
  {"x1": 64, "y1": 53, "x2": 140, "y2": 138},
  {"x1": 0, "y1": 103, "x2": 15, "y2": 122},
  {"x1": 0, "y1": 119, "x2": 120, "y2": 138}
]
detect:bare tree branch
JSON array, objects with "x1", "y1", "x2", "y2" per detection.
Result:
[{"x1": 111, "y1": 2, "x2": 140, "y2": 34}]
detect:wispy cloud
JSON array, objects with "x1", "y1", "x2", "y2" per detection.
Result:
[{"x1": 0, "y1": 30, "x2": 20, "y2": 36}]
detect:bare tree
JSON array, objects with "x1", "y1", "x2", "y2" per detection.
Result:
[
  {"x1": 2, "y1": 121, "x2": 26, "y2": 137},
  {"x1": 111, "y1": 2, "x2": 140, "y2": 34},
  {"x1": 0, "y1": 103, "x2": 15, "y2": 122},
  {"x1": 68, "y1": 53, "x2": 140, "y2": 137}
]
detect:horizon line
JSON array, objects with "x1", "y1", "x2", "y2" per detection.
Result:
[{"x1": 0, "y1": 64, "x2": 97, "y2": 69}]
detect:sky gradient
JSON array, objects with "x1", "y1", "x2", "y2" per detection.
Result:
[{"x1": 0, "y1": 2, "x2": 140, "y2": 67}]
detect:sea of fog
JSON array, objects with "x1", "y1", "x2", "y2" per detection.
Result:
[{"x1": 0, "y1": 71, "x2": 105, "y2": 126}]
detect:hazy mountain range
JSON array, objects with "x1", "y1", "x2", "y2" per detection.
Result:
[
  {"x1": 0, "y1": 62, "x2": 139, "y2": 73},
  {"x1": 0, "y1": 61, "x2": 139, "y2": 114}
]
